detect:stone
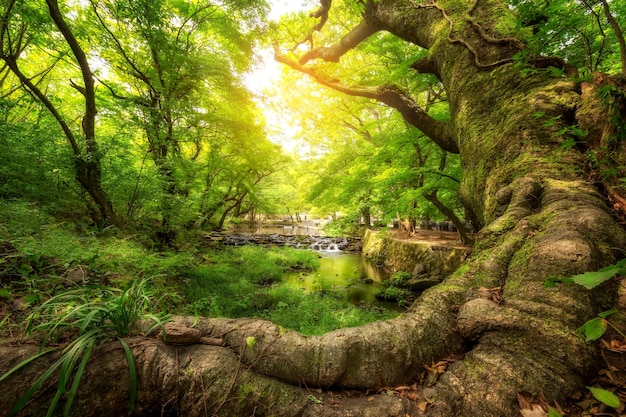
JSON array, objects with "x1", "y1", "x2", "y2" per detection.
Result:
[
  {"x1": 66, "y1": 265, "x2": 88, "y2": 286},
  {"x1": 403, "y1": 276, "x2": 442, "y2": 291},
  {"x1": 412, "y1": 263, "x2": 427, "y2": 277}
]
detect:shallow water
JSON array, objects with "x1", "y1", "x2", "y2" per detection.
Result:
[{"x1": 285, "y1": 252, "x2": 391, "y2": 305}]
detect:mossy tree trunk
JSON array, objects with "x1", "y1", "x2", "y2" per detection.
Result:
[{"x1": 2, "y1": 1, "x2": 626, "y2": 416}]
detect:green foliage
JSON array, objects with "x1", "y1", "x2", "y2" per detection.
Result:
[
  {"x1": 587, "y1": 386, "x2": 621, "y2": 408},
  {"x1": 576, "y1": 309, "x2": 618, "y2": 341},
  {"x1": 510, "y1": 0, "x2": 626, "y2": 75},
  {"x1": 547, "y1": 406, "x2": 562, "y2": 417},
  {"x1": 323, "y1": 212, "x2": 363, "y2": 236},
  {"x1": 262, "y1": 285, "x2": 397, "y2": 335},
  {"x1": 0, "y1": 278, "x2": 170, "y2": 416},
  {"x1": 545, "y1": 258, "x2": 626, "y2": 289},
  {"x1": 389, "y1": 271, "x2": 412, "y2": 287},
  {"x1": 180, "y1": 245, "x2": 398, "y2": 335},
  {"x1": 374, "y1": 286, "x2": 413, "y2": 306},
  {"x1": 182, "y1": 246, "x2": 320, "y2": 317}
]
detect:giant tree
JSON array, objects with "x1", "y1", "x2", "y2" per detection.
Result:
[{"x1": 2, "y1": 1, "x2": 626, "y2": 416}]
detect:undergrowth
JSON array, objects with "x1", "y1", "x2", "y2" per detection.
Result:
[
  {"x1": 0, "y1": 199, "x2": 399, "y2": 340},
  {"x1": 182, "y1": 245, "x2": 398, "y2": 335}
]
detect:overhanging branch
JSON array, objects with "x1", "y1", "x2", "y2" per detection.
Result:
[
  {"x1": 275, "y1": 46, "x2": 458, "y2": 154},
  {"x1": 310, "y1": 0, "x2": 332, "y2": 32},
  {"x1": 299, "y1": 19, "x2": 378, "y2": 64}
]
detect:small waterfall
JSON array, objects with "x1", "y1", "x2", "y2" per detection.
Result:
[
  {"x1": 327, "y1": 243, "x2": 339, "y2": 252},
  {"x1": 308, "y1": 239, "x2": 341, "y2": 252},
  {"x1": 217, "y1": 232, "x2": 361, "y2": 252}
]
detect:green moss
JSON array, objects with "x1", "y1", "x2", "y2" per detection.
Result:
[
  {"x1": 238, "y1": 382, "x2": 257, "y2": 399},
  {"x1": 472, "y1": 271, "x2": 493, "y2": 287}
]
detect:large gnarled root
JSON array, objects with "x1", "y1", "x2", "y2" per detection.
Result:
[
  {"x1": 423, "y1": 180, "x2": 625, "y2": 416},
  {"x1": 191, "y1": 282, "x2": 465, "y2": 389}
]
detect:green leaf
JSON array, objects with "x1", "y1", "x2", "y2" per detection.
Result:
[
  {"x1": 597, "y1": 309, "x2": 618, "y2": 319},
  {"x1": 544, "y1": 276, "x2": 573, "y2": 288},
  {"x1": 577, "y1": 317, "x2": 607, "y2": 341},
  {"x1": 587, "y1": 386, "x2": 621, "y2": 408},
  {"x1": 560, "y1": 137, "x2": 576, "y2": 150},
  {"x1": 307, "y1": 394, "x2": 323, "y2": 404},
  {"x1": 571, "y1": 265, "x2": 620, "y2": 289},
  {"x1": 118, "y1": 338, "x2": 137, "y2": 416},
  {"x1": 547, "y1": 406, "x2": 562, "y2": 417},
  {"x1": 64, "y1": 339, "x2": 96, "y2": 416},
  {"x1": 246, "y1": 336, "x2": 256, "y2": 348}
]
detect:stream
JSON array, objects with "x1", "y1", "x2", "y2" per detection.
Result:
[
  {"x1": 284, "y1": 251, "x2": 395, "y2": 307},
  {"x1": 223, "y1": 227, "x2": 399, "y2": 308}
]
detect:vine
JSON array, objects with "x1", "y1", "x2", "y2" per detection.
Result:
[{"x1": 409, "y1": 0, "x2": 524, "y2": 69}]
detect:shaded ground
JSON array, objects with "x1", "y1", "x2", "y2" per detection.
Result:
[{"x1": 386, "y1": 229, "x2": 472, "y2": 250}]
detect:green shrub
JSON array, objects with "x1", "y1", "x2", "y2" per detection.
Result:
[
  {"x1": 374, "y1": 286, "x2": 413, "y2": 306},
  {"x1": 389, "y1": 271, "x2": 412, "y2": 287}
]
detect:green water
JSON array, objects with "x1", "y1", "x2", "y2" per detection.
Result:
[{"x1": 285, "y1": 252, "x2": 390, "y2": 305}]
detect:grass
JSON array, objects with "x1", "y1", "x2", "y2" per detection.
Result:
[
  {"x1": 0, "y1": 199, "x2": 400, "y2": 339},
  {"x1": 182, "y1": 246, "x2": 399, "y2": 335},
  {"x1": 0, "y1": 278, "x2": 170, "y2": 416}
]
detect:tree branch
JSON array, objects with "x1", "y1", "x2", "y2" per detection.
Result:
[
  {"x1": 310, "y1": 0, "x2": 332, "y2": 32},
  {"x1": 424, "y1": 189, "x2": 473, "y2": 244},
  {"x1": 275, "y1": 46, "x2": 458, "y2": 154},
  {"x1": 45, "y1": 0, "x2": 96, "y2": 149},
  {"x1": 299, "y1": 19, "x2": 378, "y2": 64},
  {"x1": 600, "y1": 0, "x2": 626, "y2": 76}
]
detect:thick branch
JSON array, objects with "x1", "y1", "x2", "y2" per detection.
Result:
[
  {"x1": 299, "y1": 19, "x2": 378, "y2": 64},
  {"x1": 276, "y1": 47, "x2": 458, "y2": 153},
  {"x1": 411, "y1": 56, "x2": 439, "y2": 78},
  {"x1": 310, "y1": 0, "x2": 332, "y2": 32}
]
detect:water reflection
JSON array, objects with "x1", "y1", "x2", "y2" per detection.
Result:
[{"x1": 285, "y1": 252, "x2": 391, "y2": 305}]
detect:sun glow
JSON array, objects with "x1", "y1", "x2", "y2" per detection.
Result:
[{"x1": 244, "y1": 0, "x2": 313, "y2": 155}]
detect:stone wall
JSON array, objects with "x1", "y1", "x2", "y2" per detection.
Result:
[{"x1": 362, "y1": 230, "x2": 470, "y2": 287}]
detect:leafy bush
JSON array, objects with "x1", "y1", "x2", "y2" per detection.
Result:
[
  {"x1": 389, "y1": 271, "x2": 412, "y2": 287},
  {"x1": 323, "y1": 212, "x2": 362, "y2": 236},
  {"x1": 374, "y1": 286, "x2": 413, "y2": 306}
]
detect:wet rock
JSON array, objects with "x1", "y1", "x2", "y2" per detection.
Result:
[{"x1": 402, "y1": 276, "x2": 442, "y2": 291}]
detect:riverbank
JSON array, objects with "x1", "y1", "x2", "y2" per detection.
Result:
[{"x1": 361, "y1": 229, "x2": 471, "y2": 285}]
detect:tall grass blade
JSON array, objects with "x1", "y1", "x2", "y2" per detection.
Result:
[
  {"x1": 118, "y1": 337, "x2": 138, "y2": 416},
  {"x1": 63, "y1": 339, "x2": 95, "y2": 416}
]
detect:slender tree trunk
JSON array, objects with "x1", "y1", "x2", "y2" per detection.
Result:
[
  {"x1": 424, "y1": 189, "x2": 472, "y2": 244},
  {"x1": 0, "y1": 0, "x2": 124, "y2": 228}
]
